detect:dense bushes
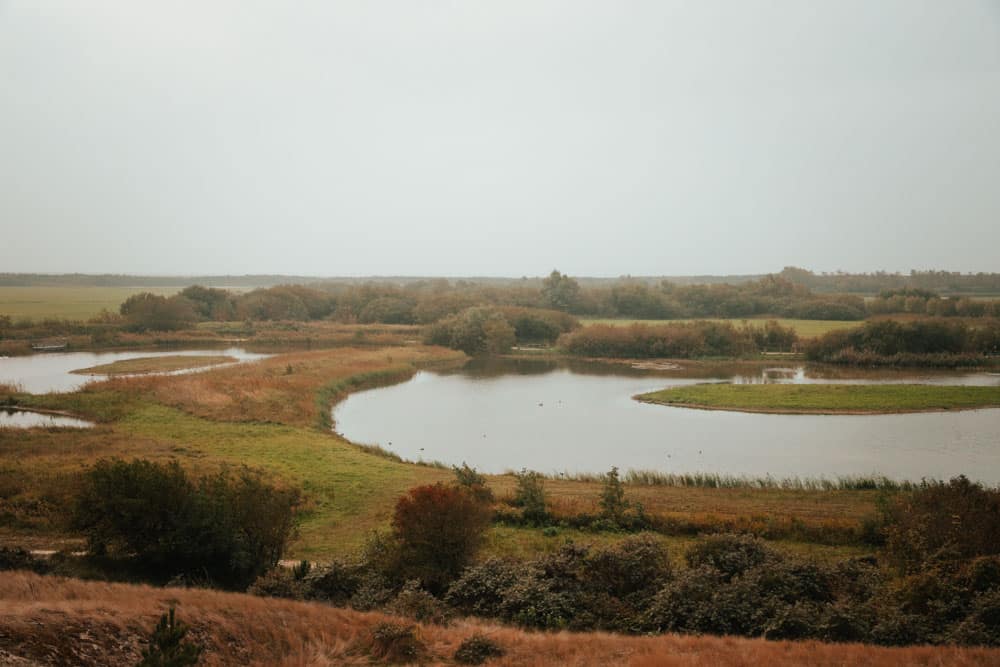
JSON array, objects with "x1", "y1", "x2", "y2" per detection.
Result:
[
  {"x1": 446, "y1": 536, "x2": 672, "y2": 632},
  {"x1": 242, "y1": 476, "x2": 1000, "y2": 647},
  {"x1": 881, "y1": 476, "x2": 1000, "y2": 574},
  {"x1": 119, "y1": 292, "x2": 197, "y2": 331},
  {"x1": 72, "y1": 459, "x2": 299, "y2": 589},
  {"x1": 423, "y1": 307, "x2": 516, "y2": 355},
  {"x1": 805, "y1": 320, "x2": 1000, "y2": 365},
  {"x1": 558, "y1": 320, "x2": 797, "y2": 358}
]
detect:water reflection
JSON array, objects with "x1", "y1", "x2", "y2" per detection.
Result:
[
  {"x1": 0, "y1": 348, "x2": 270, "y2": 394},
  {"x1": 0, "y1": 408, "x2": 93, "y2": 429},
  {"x1": 333, "y1": 358, "x2": 1000, "y2": 483}
]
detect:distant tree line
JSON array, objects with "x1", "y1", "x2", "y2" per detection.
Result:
[
  {"x1": 780, "y1": 266, "x2": 1000, "y2": 295},
  {"x1": 867, "y1": 288, "x2": 1000, "y2": 318},
  {"x1": 111, "y1": 270, "x2": 869, "y2": 332}
]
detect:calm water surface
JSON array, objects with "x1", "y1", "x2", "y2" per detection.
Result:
[
  {"x1": 0, "y1": 348, "x2": 269, "y2": 393},
  {"x1": 333, "y1": 358, "x2": 1000, "y2": 483},
  {"x1": 0, "y1": 408, "x2": 93, "y2": 429}
]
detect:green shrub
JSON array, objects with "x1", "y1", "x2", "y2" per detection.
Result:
[
  {"x1": 423, "y1": 307, "x2": 515, "y2": 355},
  {"x1": 454, "y1": 634, "x2": 505, "y2": 665},
  {"x1": 247, "y1": 567, "x2": 307, "y2": 600},
  {"x1": 138, "y1": 607, "x2": 202, "y2": 667},
  {"x1": 453, "y1": 462, "x2": 494, "y2": 503},
  {"x1": 387, "y1": 580, "x2": 451, "y2": 624},
  {"x1": 512, "y1": 469, "x2": 547, "y2": 524},
  {"x1": 445, "y1": 558, "x2": 523, "y2": 617},
  {"x1": 72, "y1": 459, "x2": 299, "y2": 590},
  {"x1": 305, "y1": 559, "x2": 362, "y2": 604},
  {"x1": 882, "y1": 476, "x2": 1000, "y2": 574},
  {"x1": 684, "y1": 533, "x2": 776, "y2": 581},
  {"x1": 368, "y1": 623, "x2": 424, "y2": 664}
]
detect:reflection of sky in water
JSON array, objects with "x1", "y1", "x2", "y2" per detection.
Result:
[
  {"x1": 0, "y1": 408, "x2": 92, "y2": 429},
  {"x1": 334, "y1": 362, "x2": 1000, "y2": 483},
  {"x1": 0, "y1": 348, "x2": 269, "y2": 393}
]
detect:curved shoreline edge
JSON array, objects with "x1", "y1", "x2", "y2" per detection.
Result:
[{"x1": 633, "y1": 394, "x2": 1000, "y2": 416}]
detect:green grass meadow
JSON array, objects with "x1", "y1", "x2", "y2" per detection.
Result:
[
  {"x1": 0, "y1": 286, "x2": 180, "y2": 321},
  {"x1": 639, "y1": 383, "x2": 1000, "y2": 414}
]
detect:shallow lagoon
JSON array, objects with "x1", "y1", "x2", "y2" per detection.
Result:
[
  {"x1": 333, "y1": 358, "x2": 1000, "y2": 483},
  {"x1": 0, "y1": 348, "x2": 269, "y2": 394}
]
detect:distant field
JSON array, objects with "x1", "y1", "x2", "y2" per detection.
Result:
[
  {"x1": 579, "y1": 318, "x2": 861, "y2": 338},
  {"x1": 638, "y1": 383, "x2": 1000, "y2": 414},
  {"x1": 0, "y1": 286, "x2": 179, "y2": 321}
]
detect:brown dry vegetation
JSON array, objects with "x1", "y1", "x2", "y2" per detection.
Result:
[
  {"x1": 1, "y1": 571, "x2": 996, "y2": 667},
  {"x1": 140, "y1": 344, "x2": 465, "y2": 426}
]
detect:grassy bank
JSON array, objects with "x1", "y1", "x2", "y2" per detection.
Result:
[
  {"x1": 70, "y1": 354, "x2": 236, "y2": 375},
  {"x1": 638, "y1": 383, "x2": 1000, "y2": 414}
]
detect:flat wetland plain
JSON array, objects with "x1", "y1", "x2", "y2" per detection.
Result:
[
  {"x1": 0, "y1": 286, "x2": 180, "y2": 320},
  {"x1": 639, "y1": 383, "x2": 1000, "y2": 414}
]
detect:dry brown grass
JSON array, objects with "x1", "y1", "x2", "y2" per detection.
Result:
[
  {"x1": 135, "y1": 345, "x2": 465, "y2": 427},
  {"x1": 0, "y1": 571, "x2": 995, "y2": 666}
]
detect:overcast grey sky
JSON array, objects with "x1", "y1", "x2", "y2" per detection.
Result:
[{"x1": 1, "y1": 1, "x2": 999, "y2": 277}]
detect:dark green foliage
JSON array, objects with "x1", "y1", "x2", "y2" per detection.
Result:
[
  {"x1": 0, "y1": 546, "x2": 49, "y2": 574},
  {"x1": 882, "y1": 476, "x2": 1000, "y2": 574},
  {"x1": 805, "y1": 320, "x2": 1000, "y2": 366},
  {"x1": 445, "y1": 558, "x2": 523, "y2": 617},
  {"x1": 387, "y1": 580, "x2": 451, "y2": 624},
  {"x1": 368, "y1": 623, "x2": 424, "y2": 664},
  {"x1": 645, "y1": 566, "x2": 723, "y2": 633},
  {"x1": 138, "y1": 607, "x2": 202, "y2": 667},
  {"x1": 594, "y1": 467, "x2": 649, "y2": 530},
  {"x1": 178, "y1": 286, "x2": 235, "y2": 321},
  {"x1": 357, "y1": 296, "x2": 417, "y2": 324},
  {"x1": 424, "y1": 306, "x2": 516, "y2": 355},
  {"x1": 541, "y1": 270, "x2": 581, "y2": 311},
  {"x1": 558, "y1": 321, "x2": 761, "y2": 359},
  {"x1": 496, "y1": 306, "x2": 579, "y2": 344},
  {"x1": 599, "y1": 467, "x2": 627, "y2": 523},
  {"x1": 72, "y1": 459, "x2": 299, "y2": 590},
  {"x1": 453, "y1": 634, "x2": 505, "y2": 665},
  {"x1": 247, "y1": 567, "x2": 307, "y2": 600},
  {"x1": 119, "y1": 293, "x2": 196, "y2": 331},
  {"x1": 684, "y1": 534, "x2": 776, "y2": 581},
  {"x1": 512, "y1": 469, "x2": 547, "y2": 524},
  {"x1": 304, "y1": 559, "x2": 362, "y2": 604}
]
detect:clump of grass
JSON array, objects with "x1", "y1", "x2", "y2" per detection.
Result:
[
  {"x1": 368, "y1": 622, "x2": 425, "y2": 663},
  {"x1": 454, "y1": 633, "x2": 505, "y2": 664}
]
